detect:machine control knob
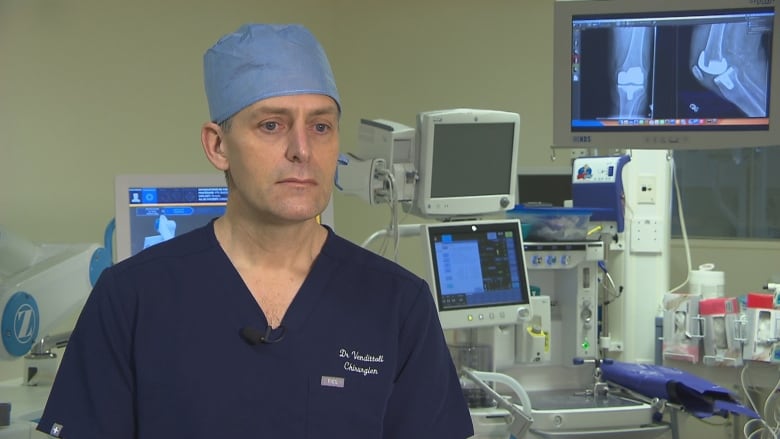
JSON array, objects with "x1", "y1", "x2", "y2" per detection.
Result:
[
  {"x1": 580, "y1": 306, "x2": 593, "y2": 323},
  {"x1": 546, "y1": 255, "x2": 557, "y2": 266},
  {"x1": 517, "y1": 307, "x2": 531, "y2": 319},
  {"x1": 560, "y1": 255, "x2": 571, "y2": 266}
]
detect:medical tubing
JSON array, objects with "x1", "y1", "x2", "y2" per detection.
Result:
[
  {"x1": 763, "y1": 380, "x2": 780, "y2": 425},
  {"x1": 668, "y1": 156, "x2": 693, "y2": 294},
  {"x1": 361, "y1": 230, "x2": 385, "y2": 248},
  {"x1": 380, "y1": 170, "x2": 400, "y2": 261},
  {"x1": 466, "y1": 369, "x2": 533, "y2": 418},
  {"x1": 763, "y1": 371, "x2": 780, "y2": 436},
  {"x1": 361, "y1": 224, "x2": 423, "y2": 250},
  {"x1": 740, "y1": 362, "x2": 779, "y2": 439}
]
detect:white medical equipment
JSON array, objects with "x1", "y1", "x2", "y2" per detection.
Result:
[
  {"x1": 571, "y1": 155, "x2": 630, "y2": 233},
  {"x1": 525, "y1": 358, "x2": 671, "y2": 439},
  {"x1": 0, "y1": 226, "x2": 111, "y2": 437},
  {"x1": 517, "y1": 296, "x2": 551, "y2": 364},
  {"x1": 420, "y1": 221, "x2": 670, "y2": 438},
  {"x1": 340, "y1": 118, "x2": 417, "y2": 206},
  {"x1": 340, "y1": 103, "x2": 685, "y2": 437},
  {"x1": 422, "y1": 220, "x2": 533, "y2": 330},
  {"x1": 410, "y1": 109, "x2": 519, "y2": 220},
  {"x1": 0, "y1": 227, "x2": 110, "y2": 370},
  {"x1": 419, "y1": 218, "x2": 535, "y2": 437},
  {"x1": 662, "y1": 293, "x2": 703, "y2": 364},
  {"x1": 502, "y1": 241, "x2": 668, "y2": 439},
  {"x1": 338, "y1": 108, "x2": 520, "y2": 222}
]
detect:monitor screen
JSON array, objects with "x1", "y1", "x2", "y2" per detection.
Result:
[
  {"x1": 423, "y1": 219, "x2": 531, "y2": 330},
  {"x1": 410, "y1": 109, "x2": 520, "y2": 220},
  {"x1": 552, "y1": 0, "x2": 780, "y2": 150},
  {"x1": 516, "y1": 166, "x2": 573, "y2": 207},
  {"x1": 114, "y1": 174, "x2": 228, "y2": 262}
]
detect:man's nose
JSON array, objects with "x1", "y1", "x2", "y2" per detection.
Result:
[{"x1": 286, "y1": 125, "x2": 311, "y2": 162}]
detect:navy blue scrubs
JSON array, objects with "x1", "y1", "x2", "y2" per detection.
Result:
[{"x1": 37, "y1": 223, "x2": 473, "y2": 438}]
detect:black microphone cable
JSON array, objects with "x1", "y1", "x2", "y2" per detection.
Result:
[{"x1": 240, "y1": 325, "x2": 286, "y2": 345}]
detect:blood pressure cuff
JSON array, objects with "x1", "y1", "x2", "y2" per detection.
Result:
[{"x1": 600, "y1": 361, "x2": 758, "y2": 419}]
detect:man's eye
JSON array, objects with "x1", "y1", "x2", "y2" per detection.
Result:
[
  {"x1": 314, "y1": 123, "x2": 329, "y2": 133},
  {"x1": 262, "y1": 121, "x2": 279, "y2": 131}
]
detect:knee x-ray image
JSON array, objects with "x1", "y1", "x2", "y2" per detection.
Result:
[{"x1": 576, "y1": 15, "x2": 771, "y2": 121}]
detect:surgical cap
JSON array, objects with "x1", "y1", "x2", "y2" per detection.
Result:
[{"x1": 203, "y1": 23, "x2": 341, "y2": 124}]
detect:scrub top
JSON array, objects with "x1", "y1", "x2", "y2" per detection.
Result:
[{"x1": 37, "y1": 223, "x2": 474, "y2": 439}]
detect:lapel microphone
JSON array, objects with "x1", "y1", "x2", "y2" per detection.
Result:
[{"x1": 240, "y1": 325, "x2": 286, "y2": 345}]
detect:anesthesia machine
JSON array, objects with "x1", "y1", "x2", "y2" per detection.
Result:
[{"x1": 336, "y1": 106, "x2": 690, "y2": 438}]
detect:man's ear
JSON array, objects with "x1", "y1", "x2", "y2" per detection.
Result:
[{"x1": 201, "y1": 122, "x2": 229, "y2": 171}]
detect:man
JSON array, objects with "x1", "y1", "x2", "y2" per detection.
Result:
[{"x1": 37, "y1": 24, "x2": 474, "y2": 438}]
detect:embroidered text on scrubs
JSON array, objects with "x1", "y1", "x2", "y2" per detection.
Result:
[
  {"x1": 339, "y1": 348, "x2": 385, "y2": 363},
  {"x1": 352, "y1": 351, "x2": 384, "y2": 362},
  {"x1": 344, "y1": 362, "x2": 379, "y2": 376}
]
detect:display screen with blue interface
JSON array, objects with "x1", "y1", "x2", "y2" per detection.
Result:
[
  {"x1": 428, "y1": 222, "x2": 528, "y2": 311},
  {"x1": 127, "y1": 185, "x2": 227, "y2": 257}
]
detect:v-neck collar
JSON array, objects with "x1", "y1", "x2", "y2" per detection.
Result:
[{"x1": 209, "y1": 222, "x2": 341, "y2": 331}]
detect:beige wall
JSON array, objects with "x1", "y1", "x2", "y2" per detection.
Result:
[
  {"x1": 0, "y1": 0, "x2": 337, "y2": 243},
  {"x1": 1, "y1": 2, "x2": 778, "y2": 434},
  {"x1": 0, "y1": 0, "x2": 558, "y2": 249}
]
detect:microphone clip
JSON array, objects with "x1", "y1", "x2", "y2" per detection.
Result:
[{"x1": 241, "y1": 325, "x2": 286, "y2": 345}]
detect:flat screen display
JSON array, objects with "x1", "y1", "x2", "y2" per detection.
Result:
[
  {"x1": 424, "y1": 220, "x2": 531, "y2": 329},
  {"x1": 552, "y1": 0, "x2": 780, "y2": 150},
  {"x1": 571, "y1": 8, "x2": 772, "y2": 132},
  {"x1": 412, "y1": 109, "x2": 520, "y2": 219},
  {"x1": 114, "y1": 174, "x2": 227, "y2": 262},
  {"x1": 430, "y1": 122, "x2": 516, "y2": 197}
]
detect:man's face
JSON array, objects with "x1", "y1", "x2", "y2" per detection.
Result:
[{"x1": 219, "y1": 94, "x2": 340, "y2": 225}]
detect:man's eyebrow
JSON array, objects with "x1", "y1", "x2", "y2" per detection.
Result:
[
  {"x1": 249, "y1": 104, "x2": 339, "y2": 119},
  {"x1": 309, "y1": 106, "x2": 340, "y2": 117}
]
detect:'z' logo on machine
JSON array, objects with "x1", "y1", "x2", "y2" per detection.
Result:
[
  {"x1": 15, "y1": 304, "x2": 38, "y2": 344},
  {"x1": 2, "y1": 291, "x2": 40, "y2": 357}
]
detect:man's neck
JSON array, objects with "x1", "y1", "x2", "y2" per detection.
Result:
[{"x1": 212, "y1": 215, "x2": 327, "y2": 270}]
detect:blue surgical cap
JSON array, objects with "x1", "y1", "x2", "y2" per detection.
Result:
[{"x1": 203, "y1": 23, "x2": 341, "y2": 124}]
